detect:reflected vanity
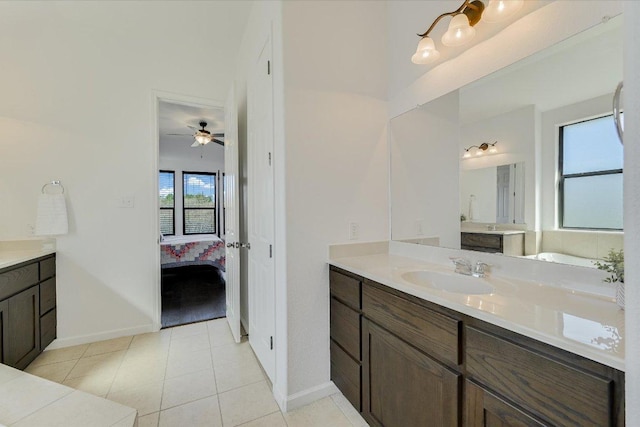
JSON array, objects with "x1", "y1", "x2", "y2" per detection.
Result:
[{"x1": 390, "y1": 14, "x2": 624, "y2": 267}]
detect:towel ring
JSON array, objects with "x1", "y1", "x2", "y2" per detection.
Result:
[{"x1": 42, "y1": 181, "x2": 65, "y2": 194}]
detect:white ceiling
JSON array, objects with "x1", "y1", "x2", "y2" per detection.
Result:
[
  {"x1": 158, "y1": 101, "x2": 225, "y2": 159},
  {"x1": 459, "y1": 14, "x2": 623, "y2": 124}
]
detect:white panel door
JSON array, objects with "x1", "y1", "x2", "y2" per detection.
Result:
[
  {"x1": 224, "y1": 83, "x2": 241, "y2": 344},
  {"x1": 247, "y1": 34, "x2": 276, "y2": 381}
]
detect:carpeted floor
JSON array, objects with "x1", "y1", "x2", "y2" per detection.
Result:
[{"x1": 161, "y1": 265, "x2": 226, "y2": 328}]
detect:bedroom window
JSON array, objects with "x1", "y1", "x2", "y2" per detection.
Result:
[
  {"x1": 159, "y1": 171, "x2": 175, "y2": 235},
  {"x1": 183, "y1": 172, "x2": 216, "y2": 235},
  {"x1": 559, "y1": 114, "x2": 623, "y2": 230}
]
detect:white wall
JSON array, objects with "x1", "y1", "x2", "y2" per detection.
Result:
[
  {"x1": 281, "y1": 0, "x2": 389, "y2": 402},
  {"x1": 158, "y1": 149, "x2": 224, "y2": 236},
  {"x1": 390, "y1": 91, "x2": 460, "y2": 247},
  {"x1": 460, "y1": 167, "x2": 497, "y2": 223},
  {"x1": 624, "y1": 2, "x2": 640, "y2": 423},
  {"x1": 0, "y1": 1, "x2": 249, "y2": 344}
]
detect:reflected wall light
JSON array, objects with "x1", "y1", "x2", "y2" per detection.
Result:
[
  {"x1": 462, "y1": 141, "x2": 498, "y2": 158},
  {"x1": 412, "y1": 0, "x2": 523, "y2": 65}
]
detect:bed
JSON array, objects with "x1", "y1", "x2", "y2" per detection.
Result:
[{"x1": 160, "y1": 234, "x2": 225, "y2": 272}]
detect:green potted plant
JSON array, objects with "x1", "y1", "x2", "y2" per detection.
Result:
[{"x1": 594, "y1": 249, "x2": 624, "y2": 309}]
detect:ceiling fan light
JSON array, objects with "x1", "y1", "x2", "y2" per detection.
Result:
[
  {"x1": 412, "y1": 36, "x2": 441, "y2": 64},
  {"x1": 195, "y1": 133, "x2": 211, "y2": 145},
  {"x1": 442, "y1": 14, "x2": 476, "y2": 47},
  {"x1": 482, "y1": 0, "x2": 524, "y2": 23}
]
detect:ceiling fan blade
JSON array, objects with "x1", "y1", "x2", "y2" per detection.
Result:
[
  {"x1": 212, "y1": 139, "x2": 224, "y2": 146},
  {"x1": 187, "y1": 125, "x2": 198, "y2": 130},
  {"x1": 191, "y1": 141, "x2": 201, "y2": 147},
  {"x1": 212, "y1": 133, "x2": 224, "y2": 137}
]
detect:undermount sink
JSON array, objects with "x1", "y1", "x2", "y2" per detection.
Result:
[{"x1": 401, "y1": 270, "x2": 494, "y2": 295}]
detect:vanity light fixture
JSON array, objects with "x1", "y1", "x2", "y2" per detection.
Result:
[
  {"x1": 412, "y1": 0, "x2": 523, "y2": 65},
  {"x1": 462, "y1": 141, "x2": 498, "y2": 158}
]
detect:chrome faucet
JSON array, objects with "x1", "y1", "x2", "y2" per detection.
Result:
[
  {"x1": 450, "y1": 257, "x2": 472, "y2": 275},
  {"x1": 473, "y1": 261, "x2": 490, "y2": 278}
]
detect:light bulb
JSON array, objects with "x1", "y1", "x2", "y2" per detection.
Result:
[
  {"x1": 411, "y1": 36, "x2": 441, "y2": 64},
  {"x1": 463, "y1": 150, "x2": 472, "y2": 159},
  {"x1": 489, "y1": 145, "x2": 498, "y2": 154},
  {"x1": 475, "y1": 148, "x2": 483, "y2": 156},
  {"x1": 482, "y1": 0, "x2": 524, "y2": 23},
  {"x1": 195, "y1": 134, "x2": 210, "y2": 145},
  {"x1": 441, "y1": 14, "x2": 476, "y2": 47}
]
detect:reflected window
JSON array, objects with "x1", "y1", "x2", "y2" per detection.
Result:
[
  {"x1": 559, "y1": 114, "x2": 623, "y2": 230},
  {"x1": 159, "y1": 171, "x2": 175, "y2": 236}
]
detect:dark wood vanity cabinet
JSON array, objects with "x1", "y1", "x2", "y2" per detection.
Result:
[
  {"x1": 0, "y1": 255, "x2": 57, "y2": 369},
  {"x1": 329, "y1": 268, "x2": 362, "y2": 411},
  {"x1": 461, "y1": 232, "x2": 524, "y2": 256},
  {"x1": 362, "y1": 318, "x2": 460, "y2": 427},
  {"x1": 329, "y1": 265, "x2": 625, "y2": 427}
]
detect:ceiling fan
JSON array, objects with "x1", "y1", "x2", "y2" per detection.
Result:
[{"x1": 166, "y1": 121, "x2": 224, "y2": 147}]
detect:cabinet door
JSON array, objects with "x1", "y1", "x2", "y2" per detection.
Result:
[
  {"x1": 465, "y1": 380, "x2": 548, "y2": 427},
  {"x1": 7, "y1": 286, "x2": 40, "y2": 369},
  {"x1": 362, "y1": 319, "x2": 460, "y2": 427},
  {"x1": 0, "y1": 299, "x2": 7, "y2": 364}
]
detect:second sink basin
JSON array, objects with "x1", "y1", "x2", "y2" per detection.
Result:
[{"x1": 401, "y1": 270, "x2": 494, "y2": 295}]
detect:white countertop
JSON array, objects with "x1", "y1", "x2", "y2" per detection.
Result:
[
  {"x1": 0, "y1": 249, "x2": 56, "y2": 271},
  {"x1": 0, "y1": 363, "x2": 136, "y2": 426},
  {"x1": 330, "y1": 253, "x2": 624, "y2": 371},
  {"x1": 462, "y1": 230, "x2": 525, "y2": 235}
]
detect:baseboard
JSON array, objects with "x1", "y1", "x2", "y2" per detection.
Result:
[
  {"x1": 44, "y1": 323, "x2": 158, "y2": 350},
  {"x1": 277, "y1": 381, "x2": 339, "y2": 412}
]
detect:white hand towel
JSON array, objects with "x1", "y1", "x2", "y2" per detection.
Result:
[{"x1": 35, "y1": 193, "x2": 68, "y2": 236}]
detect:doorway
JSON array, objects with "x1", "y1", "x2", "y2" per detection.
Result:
[{"x1": 156, "y1": 98, "x2": 227, "y2": 328}]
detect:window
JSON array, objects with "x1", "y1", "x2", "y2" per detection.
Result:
[
  {"x1": 183, "y1": 172, "x2": 216, "y2": 234},
  {"x1": 159, "y1": 171, "x2": 175, "y2": 235},
  {"x1": 559, "y1": 114, "x2": 623, "y2": 230}
]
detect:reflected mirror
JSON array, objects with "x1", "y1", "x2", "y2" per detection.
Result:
[{"x1": 390, "y1": 13, "x2": 623, "y2": 267}]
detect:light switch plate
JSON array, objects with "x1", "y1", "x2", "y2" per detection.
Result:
[{"x1": 118, "y1": 195, "x2": 135, "y2": 208}]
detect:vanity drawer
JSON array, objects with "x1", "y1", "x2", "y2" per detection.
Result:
[
  {"x1": 466, "y1": 326, "x2": 613, "y2": 427},
  {"x1": 40, "y1": 277, "x2": 56, "y2": 315},
  {"x1": 40, "y1": 256, "x2": 56, "y2": 281},
  {"x1": 0, "y1": 264, "x2": 39, "y2": 301},
  {"x1": 362, "y1": 283, "x2": 460, "y2": 366},
  {"x1": 330, "y1": 297, "x2": 361, "y2": 360},
  {"x1": 40, "y1": 308, "x2": 57, "y2": 350},
  {"x1": 331, "y1": 340, "x2": 361, "y2": 411},
  {"x1": 330, "y1": 269, "x2": 361, "y2": 310},
  {"x1": 461, "y1": 233, "x2": 502, "y2": 251}
]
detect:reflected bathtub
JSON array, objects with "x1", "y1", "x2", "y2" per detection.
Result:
[{"x1": 522, "y1": 252, "x2": 597, "y2": 268}]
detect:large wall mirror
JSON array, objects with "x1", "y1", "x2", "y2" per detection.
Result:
[{"x1": 390, "y1": 13, "x2": 623, "y2": 268}]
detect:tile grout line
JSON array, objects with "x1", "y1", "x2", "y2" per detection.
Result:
[
  {"x1": 207, "y1": 320, "x2": 226, "y2": 426},
  {"x1": 103, "y1": 337, "x2": 134, "y2": 398},
  {"x1": 155, "y1": 327, "x2": 173, "y2": 425}
]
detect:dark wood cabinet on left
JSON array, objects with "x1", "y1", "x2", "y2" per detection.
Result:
[{"x1": 0, "y1": 254, "x2": 57, "y2": 370}]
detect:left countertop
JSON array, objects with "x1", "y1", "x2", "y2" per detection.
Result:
[{"x1": 0, "y1": 249, "x2": 56, "y2": 271}]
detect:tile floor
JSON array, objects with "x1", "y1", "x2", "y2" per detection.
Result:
[{"x1": 25, "y1": 319, "x2": 368, "y2": 427}]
